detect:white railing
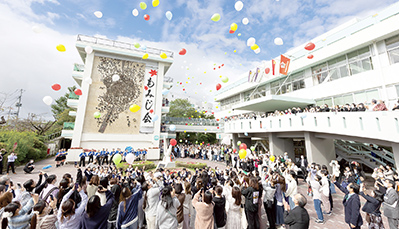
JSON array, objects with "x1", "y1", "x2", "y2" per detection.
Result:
[{"x1": 224, "y1": 112, "x2": 399, "y2": 144}]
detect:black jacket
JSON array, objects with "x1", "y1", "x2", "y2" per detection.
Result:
[
  {"x1": 283, "y1": 206, "x2": 310, "y2": 229},
  {"x1": 335, "y1": 182, "x2": 363, "y2": 226},
  {"x1": 108, "y1": 184, "x2": 121, "y2": 221},
  {"x1": 213, "y1": 196, "x2": 227, "y2": 227},
  {"x1": 241, "y1": 187, "x2": 260, "y2": 212},
  {"x1": 360, "y1": 192, "x2": 381, "y2": 216}
]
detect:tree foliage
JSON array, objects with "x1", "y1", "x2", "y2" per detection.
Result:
[
  {"x1": 168, "y1": 98, "x2": 214, "y2": 119},
  {"x1": 51, "y1": 86, "x2": 77, "y2": 119},
  {"x1": 177, "y1": 132, "x2": 217, "y2": 144}
]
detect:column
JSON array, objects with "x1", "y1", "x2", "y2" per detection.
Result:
[
  {"x1": 391, "y1": 143, "x2": 399, "y2": 170},
  {"x1": 304, "y1": 132, "x2": 335, "y2": 171},
  {"x1": 268, "y1": 133, "x2": 294, "y2": 158}
]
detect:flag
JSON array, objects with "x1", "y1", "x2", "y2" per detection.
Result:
[
  {"x1": 279, "y1": 55, "x2": 291, "y2": 75},
  {"x1": 248, "y1": 70, "x2": 252, "y2": 82},
  {"x1": 272, "y1": 60, "x2": 276, "y2": 75}
]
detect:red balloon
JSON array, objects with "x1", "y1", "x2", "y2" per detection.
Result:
[
  {"x1": 144, "y1": 14, "x2": 150, "y2": 21},
  {"x1": 216, "y1": 83, "x2": 222, "y2": 91},
  {"x1": 305, "y1": 42, "x2": 315, "y2": 51},
  {"x1": 239, "y1": 143, "x2": 247, "y2": 150},
  {"x1": 265, "y1": 68, "x2": 270, "y2": 74},
  {"x1": 74, "y1": 89, "x2": 82, "y2": 96},
  {"x1": 170, "y1": 139, "x2": 177, "y2": 146},
  {"x1": 233, "y1": 149, "x2": 237, "y2": 153},
  {"x1": 307, "y1": 54, "x2": 314, "y2": 59},
  {"x1": 179, "y1": 48, "x2": 187, "y2": 55},
  {"x1": 229, "y1": 29, "x2": 235, "y2": 34},
  {"x1": 51, "y1": 84, "x2": 61, "y2": 91}
]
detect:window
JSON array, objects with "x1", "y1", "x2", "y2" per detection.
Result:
[{"x1": 386, "y1": 35, "x2": 399, "y2": 65}]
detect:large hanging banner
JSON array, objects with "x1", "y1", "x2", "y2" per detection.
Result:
[{"x1": 140, "y1": 68, "x2": 158, "y2": 129}]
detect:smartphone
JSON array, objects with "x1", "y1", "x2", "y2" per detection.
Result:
[
  {"x1": 50, "y1": 194, "x2": 54, "y2": 201},
  {"x1": 75, "y1": 183, "x2": 79, "y2": 189}
]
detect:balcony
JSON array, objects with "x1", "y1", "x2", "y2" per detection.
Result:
[
  {"x1": 72, "y1": 63, "x2": 84, "y2": 86},
  {"x1": 61, "y1": 122, "x2": 75, "y2": 139},
  {"x1": 68, "y1": 111, "x2": 77, "y2": 116},
  {"x1": 163, "y1": 76, "x2": 173, "y2": 89},
  {"x1": 67, "y1": 92, "x2": 79, "y2": 109}
]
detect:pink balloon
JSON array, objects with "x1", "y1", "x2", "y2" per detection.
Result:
[
  {"x1": 265, "y1": 68, "x2": 270, "y2": 74},
  {"x1": 305, "y1": 42, "x2": 315, "y2": 51}
]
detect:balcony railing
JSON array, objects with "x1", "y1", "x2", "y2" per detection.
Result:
[
  {"x1": 68, "y1": 92, "x2": 79, "y2": 100},
  {"x1": 77, "y1": 34, "x2": 174, "y2": 58},
  {"x1": 63, "y1": 122, "x2": 75, "y2": 130},
  {"x1": 161, "y1": 117, "x2": 219, "y2": 126},
  {"x1": 164, "y1": 76, "x2": 174, "y2": 83},
  {"x1": 74, "y1": 63, "x2": 85, "y2": 72}
]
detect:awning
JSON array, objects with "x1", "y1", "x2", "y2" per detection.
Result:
[{"x1": 232, "y1": 95, "x2": 315, "y2": 112}]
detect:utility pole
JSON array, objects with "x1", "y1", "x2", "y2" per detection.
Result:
[{"x1": 15, "y1": 89, "x2": 24, "y2": 119}]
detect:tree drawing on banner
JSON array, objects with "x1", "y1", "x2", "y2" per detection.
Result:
[{"x1": 96, "y1": 57, "x2": 145, "y2": 133}]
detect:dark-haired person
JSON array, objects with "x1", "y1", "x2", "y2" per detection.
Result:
[
  {"x1": 262, "y1": 174, "x2": 277, "y2": 229},
  {"x1": 308, "y1": 174, "x2": 324, "y2": 224},
  {"x1": 155, "y1": 186, "x2": 180, "y2": 229},
  {"x1": 80, "y1": 185, "x2": 115, "y2": 229},
  {"x1": 192, "y1": 188, "x2": 214, "y2": 229},
  {"x1": 107, "y1": 178, "x2": 121, "y2": 229},
  {"x1": 31, "y1": 199, "x2": 58, "y2": 229},
  {"x1": 2, "y1": 193, "x2": 39, "y2": 229},
  {"x1": 359, "y1": 185, "x2": 385, "y2": 229},
  {"x1": 116, "y1": 181, "x2": 143, "y2": 229},
  {"x1": 173, "y1": 183, "x2": 185, "y2": 228},
  {"x1": 143, "y1": 178, "x2": 161, "y2": 229},
  {"x1": 6, "y1": 152, "x2": 17, "y2": 175},
  {"x1": 213, "y1": 185, "x2": 227, "y2": 229},
  {"x1": 23, "y1": 160, "x2": 35, "y2": 174},
  {"x1": 57, "y1": 184, "x2": 88, "y2": 229},
  {"x1": 334, "y1": 179, "x2": 363, "y2": 229},
  {"x1": 182, "y1": 182, "x2": 193, "y2": 229},
  {"x1": 0, "y1": 192, "x2": 13, "y2": 219},
  {"x1": 283, "y1": 193, "x2": 310, "y2": 229},
  {"x1": 39, "y1": 175, "x2": 58, "y2": 204},
  {"x1": 17, "y1": 172, "x2": 45, "y2": 206},
  {"x1": 241, "y1": 177, "x2": 261, "y2": 229},
  {"x1": 225, "y1": 186, "x2": 242, "y2": 229},
  {"x1": 382, "y1": 179, "x2": 399, "y2": 229}
]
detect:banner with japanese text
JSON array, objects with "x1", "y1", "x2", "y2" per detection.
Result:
[{"x1": 140, "y1": 67, "x2": 158, "y2": 128}]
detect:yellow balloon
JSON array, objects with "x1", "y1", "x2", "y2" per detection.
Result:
[
  {"x1": 140, "y1": 2, "x2": 147, "y2": 9},
  {"x1": 251, "y1": 44, "x2": 259, "y2": 50},
  {"x1": 160, "y1": 52, "x2": 167, "y2": 59},
  {"x1": 234, "y1": 50, "x2": 237, "y2": 53},
  {"x1": 270, "y1": 155, "x2": 276, "y2": 162},
  {"x1": 239, "y1": 149, "x2": 247, "y2": 159},
  {"x1": 56, "y1": 44, "x2": 66, "y2": 52},
  {"x1": 152, "y1": 0, "x2": 159, "y2": 7},
  {"x1": 142, "y1": 53, "x2": 149, "y2": 59},
  {"x1": 230, "y1": 23, "x2": 238, "y2": 31},
  {"x1": 129, "y1": 104, "x2": 141, "y2": 113},
  {"x1": 204, "y1": 128, "x2": 207, "y2": 131}
]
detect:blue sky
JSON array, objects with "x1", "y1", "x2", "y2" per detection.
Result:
[{"x1": 0, "y1": 0, "x2": 397, "y2": 119}]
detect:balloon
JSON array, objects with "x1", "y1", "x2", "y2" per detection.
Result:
[
  {"x1": 94, "y1": 111, "x2": 101, "y2": 119},
  {"x1": 51, "y1": 84, "x2": 61, "y2": 91},
  {"x1": 160, "y1": 53, "x2": 167, "y2": 59},
  {"x1": 179, "y1": 48, "x2": 187, "y2": 55},
  {"x1": 134, "y1": 43, "x2": 140, "y2": 48},
  {"x1": 238, "y1": 33, "x2": 241, "y2": 36},
  {"x1": 307, "y1": 54, "x2": 314, "y2": 59},
  {"x1": 239, "y1": 149, "x2": 247, "y2": 159},
  {"x1": 251, "y1": 44, "x2": 259, "y2": 50},
  {"x1": 274, "y1": 37, "x2": 283, "y2": 45},
  {"x1": 170, "y1": 139, "x2": 177, "y2": 146},
  {"x1": 305, "y1": 42, "x2": 315, "y2": 51},
  {"x1": 169, "y1": 125, "x2": 176, "y2": 131},
  {"x1": 152, "y1": 114, "x2": 159, "y2": 122},
  {"x1": 141, "y1": 45, "x2": 147, "y2": 50},
  {"x1": 129, "y1": 104, "x2": 141, "y2": 113},
  {"x1": 56, "y1": 44, "x2": 66, "y2": 52},
  {"x1": 74, "y1": 89, "x2": 82, "y2": 96},
  {"x1": 237, "y1": 141, "x2": 241, "y2": 146},
  {"x1": 211, "y1": 13, "x2": 221, "y2": 22},
  {"x1": 233, "y1": 149, "x2": 237, "y2": 153},
  {"x1": 140, "y1": 2, "x2": 147, "y2": 10},
  {"x1": 242, "y1": 17, "x2": 249, "y2": 25},
  {"x1": 144, "y1": 14, "x2": 150, "y2": 20},
  {"x1": 230, "y1": 23, "x2": 238, "y2": 31},
  {"x1": 247, "y1": 37, "x2": 256, "y2": 46},
  {"x1": 244, "y1": 132, "x2": 248, "y2": 136},
  {"x1": 154, "y1": 135, "x2": 159, "y2": 141},
  {"x1": 239, "y1": 143, "x2": 247, "y2": 150},
  {"x1": 42, "y1": 96, "x2": 53, "y2": 105},
  {"x1": 162, "y1": 89, "x2": 169, "y2": 95},
  {"x1": 132, "y1": 9, "x2": 139, "y2": 16},
  {"x1": 126, "y1": 153, "x2": 135, "y2": 164},
  {"x1": 94, "y1": 11, "x2": 103, "y2": 18},
  {"x1": 235, "y1": 1, "x2": 244, "y2": 11},
  {"x1": 113, "y1": 154, "x2": 122, "y2": 164},
  {"x1": 246, "y1": 148, "x2": 251, "y2": 156},
  {"x1": 179, "y1": 139, "x2": 183, "y2": 142},
  {"x1": 229, "y1": 29, "x2": 235, "y2": 34},
  {"x1": 142, "y1": 53, "x2": 149, "y2": 59},
  {"x1": 85, "y1": 46, "x2": 93, "y2": 54},
  {"x1": 254, "y1": 48, "x2": 261, "y2": 54},
  {"x1": 250, "y1": 146, "x2": 255, "y2": 151},
  {"x1": 32, "y1": 26, "x2": 41, "y2": 33},
  {"x1": 269, "y1": 155, "x2": 275, "y2": 162},
  {"x1": 165, "y1": 11, "x2": 173, "y2": 20},
  {"x1": 152, "y1": 0, "x2": 159, "y2": 7},
  {"x1": 265, "y1": 68, "x2": 270, "y2": 74},
  {"x1": 112, "y1": 74, "x2": 120, "y2": 82},
  {"x1": 216, "y1": 83, "x2": 221, "y2": 91},
  {"x1": 221, "y1": 76, "x2": 229, "y2": 83},
  {"x1": 84, "y1": 77, "x2": 92, "y2": 84}
]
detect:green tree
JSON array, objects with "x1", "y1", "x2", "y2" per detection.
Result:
[
  {"x1": 168, "y1": 98, "x2": 214, "y2": 119},
  {"x1": 51, "y1": 86, "x2": 77, "y2": 118}
]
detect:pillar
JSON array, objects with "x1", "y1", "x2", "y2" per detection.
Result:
[
  {"x1": 391, "y1": 143, "x2": 399, "y2": 170},
  {"x1": 268, "y1": 133, "x2": 294, "y2": 158},
  {"x1": 304, "y1": 132, "x2": 335, "y2": 171}
]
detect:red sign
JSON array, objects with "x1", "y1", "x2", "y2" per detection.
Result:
[{"x1": 279, "y1": 55, "x2": 291, "y2": 76}]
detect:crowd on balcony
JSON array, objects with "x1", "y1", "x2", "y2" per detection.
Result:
[{"x1": 224, "y1": 99, "x2": 398, "y2": 122}]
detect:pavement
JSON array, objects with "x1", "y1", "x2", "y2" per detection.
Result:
[{"x1": 3, "y1": 157, "x2": 390, "y2": 229}]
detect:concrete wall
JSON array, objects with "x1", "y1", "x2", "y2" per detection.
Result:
[{"x1": 304, "y1": 132, "x2": 336, "y2": 172}]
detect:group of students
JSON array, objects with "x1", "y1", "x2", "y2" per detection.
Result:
[{"x1": 77, "y1": 149, "x2": 148, "y2": 167}]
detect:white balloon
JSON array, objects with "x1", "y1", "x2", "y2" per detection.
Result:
[
  {"x1": 32, "y1": 26, "x2": 41, "y2": 33},
  {"x1": 247, "y1": 37, "x2": 256, "y2": 47},
  {"x1": 141, "y1": 45, "x2": 147, "y2": 50},
  {"x1": 132, "y1": 9, "x2": 139, "y2": 17},
  {"x1": 84, "y1": 46, "x2": 93, "y2": 54},
  {"x1": 169, "y1": 125, "x2": 176, "y2": 131},
  {"x1": 94, "y1": 11, "x2": 103, "y2": 18},
  {"x1": 112, "y1": 74, "x2": 120, "y2": 82},
  {"x1": 126, "y1": 153, "x2": 135, "y2": 164},
  {"x1": 274, "y1": 37, "x2": 284, "y2": 45},
  {"x1": 84, "y1": 77, "x2": 92, "y2": 84},
  {"x1": 254, "y1": 48, "x2": 261, "y2": 54},
  {"x1": 235, "y1": 1, "x2": 244, "y2": 11},
  {"x1": 165, "y1": 11, "x2": 173, "y2": 20},
  {"x1": 152, "y1": 114, "x2": 159, "y2": 122},
  {"x1": 242, "y1": 18, "x2": 249, "y2": 25},
  {"x1": 43, "y1": 96, "x2": 53, "y2": 106},
  {"x1": 162, "y1": 89, "x2": 170, "y2": 95}
]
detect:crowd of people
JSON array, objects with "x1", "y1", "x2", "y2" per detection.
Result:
[{"x1": 0, "y1": 144, "x2": 398, "y2": 229}]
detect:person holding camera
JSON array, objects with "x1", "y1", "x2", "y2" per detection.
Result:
[{"x1": 6, "y1": 151, "x2": 17, "y2": 175}]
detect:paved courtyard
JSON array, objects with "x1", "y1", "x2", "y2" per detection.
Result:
[{"x1": 5, "y1": 157, "x2": 389, "y2": 229}]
